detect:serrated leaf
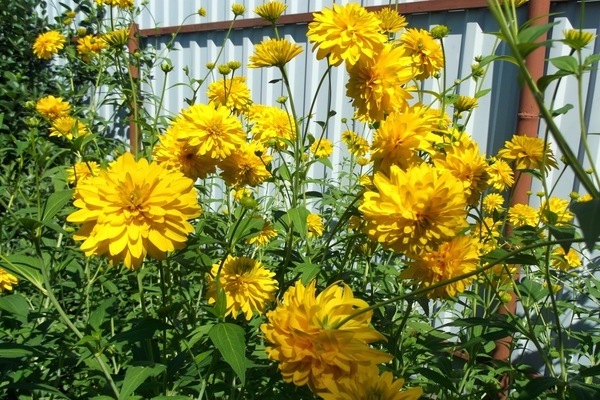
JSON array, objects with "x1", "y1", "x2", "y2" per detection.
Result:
[
  {"x1": 570, "y1": 199, "x2": 600, "y2": 250},
  {"x1": 208, "y1": 323, "x2": 246, "y2": 386},
  {"x1": 119, "y1": 364, "x2": 166, "y2": 400},
  {"x1": 550, "y1": 55, "x2": 579, "y2": 74}
]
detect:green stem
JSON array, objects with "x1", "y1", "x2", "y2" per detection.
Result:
[{"x1": 332, "y1": 237, "x2": 585, "y2": 329}]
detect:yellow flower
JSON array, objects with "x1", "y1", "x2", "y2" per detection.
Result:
[
  {"x1": 103, "y1": 28, "x2": 130, "y2": 48},
  {"x1": 401, "y1": 235, "x2": 480, "y2": 298},
  {"x1": 482, "y1": 193, "x2": 505, "y2": 214},
  {"x1": 33, "y1": 30, "x2": 66, "y2": 60},
  {"x1": 152, "y1": 123, "x2": 217, "y2": 180},
  {"x1": 360, "y1": 164, "x2": 468, "y2": 255},
  {"x1": 487, "y1": 157, "x2": 515, "y2": 191},
  {"x1": 472, "y1": 217, "x2": 502, "y2": 255},
  {"x1": 370, "y1": 109, "x2": 437, "y2": 173},
  {"x1": 346, "y1": 43, "x2": 414, "y2": 121},
  {"x1": 175, "y1": 103, "x2": 246, "y2": 160},
  {"x1": 375, "y1": 7, "x2": 407, "y2": 35},
  {"x1": 248, "y1": 104, "x2": 296, "y2": 148},
  {"x1": 49, "y1": 116, "x2": 90, "y2": 140},
  {"x1": 357, "y1": 157, "x2": 371, "y2": 167},
  {"x1": 0, "y1": 268, "x2": 18, "y2": 292},
  {"x1": 322, "y1": 366, "x2": 422, "y2": 400},
  {"x1": 551, "y1": 246, "x2": 582, "y2": 271},
  {"x1": 310, "y1": 138, "x2": 333, "y2": 158},
  {"x1": 77, "y1": 34, "x2": 107, "y2": 62},
  {"x1": 539, "y1": 197, "x2": 574, "y2": 225},
  {"x1": 67, "y1": 161, "x2": 101, "y2": 184},
  {"x1": 307, "y1": 3, "x2": 386, "y2": 67},
  {"x1": 248, "y1": 38, "x2": 303, "y2": 68},
  {"x1": 497, "y1": 0, "x2": 529, "y2": 7},
  {"x1": 95, "y1": 0, "x2": 133, "y2": 9},
  {"x1": 207, "y1": 76, "x2": 252, "y2": 115},
  {"x1": 399, "y1": 28, "x2": 444, "y2": 80},
  {"x1": 433, "y1": 137, "x2": 489, "y2": 206},
  {"x1": 219, "y1": 141, "x2": 273, "y2": 187},
  {"x1": 246, "y1": 221, "x2": 278, "y2": 246},
  {"x1": 497, "y1": 135, "x2": 558, "y2": 172},
  {"x1": 36, "y1": 95, "x2": 70, "y2": 120},
  {"x1": 261, "y1": 280, "x2": 393, "y2": 396},
  {"x1": 207, "y1": 256, "x2": 277, "y2": 320},
  {"x1": 341, "y1": 130, "x2": 369, "y2": 157},
  {"x1": 508, "y1": 203, "x2": 539, "y2": 227},
  {"x1": 563, "y1": 29, "x2": 596, "y2": 51},
  {"x1": 67, "y1": 153, "x2": 201, "y2": 270},
  {"x1": 579, "y1": 193, "x2": 593, "y2": 202},
  {"x1": 454, "y1": 95, "x2": 478, "y2": 113},
  {"x1": 231, "y1": 3, "x2": 245, "y2": 16},
  {"x1": 254, "y1": 1, "x2": 287, "y2": 22},
  {"x1": 307, "y1": 213, "x2": 325, "y2": 238}
]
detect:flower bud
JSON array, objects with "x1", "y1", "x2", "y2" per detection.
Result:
[
  {"x1": 227, "y1": 60, "x2": 242, "y2": 70},
  {"x1": 430, "y1": 25, "x2": 449, "y2": 39},
  {"x1": 161, "y1": 61, "x2": 173, "y2": 73},
  {"x1": 218, "y1": 64, "x2": 231, "y2": 75},
  {"x1": 197, "y1": 7, "x2": 206, "y2": 17},
  {"x1": 276, "y1": 96, "x2": 288, "y2": 104}
]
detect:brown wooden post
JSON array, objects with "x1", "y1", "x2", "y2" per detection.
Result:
[
  {"x1": 127, "y1": 22, "x2": 140, "y2": 155},
  {"x1": 489, "y1": 0, "x2": 551, "y2": 398}
]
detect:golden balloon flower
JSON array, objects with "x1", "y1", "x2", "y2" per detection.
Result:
[
  {"x1": 67, "y1": 153, "x2": 201, "y2": 270},
  {"x1": 206, "y1": 255, "x2": 277, "y2": 320},
  {"x1": 261, "y1": 280, "x2": 392, "y2": 396}
]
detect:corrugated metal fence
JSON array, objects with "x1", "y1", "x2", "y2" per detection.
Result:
[{"x1": 42, "y1": 0, "x2": 600, "y2": 200}]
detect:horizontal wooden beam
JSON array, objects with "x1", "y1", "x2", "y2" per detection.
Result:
[{"x1": 138, "y1": 0, "x2": 569, "y2": 38}]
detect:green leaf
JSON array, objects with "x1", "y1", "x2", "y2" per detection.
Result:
[
  {"x1": 584, "y1": 54, "x2": 600, "y2": 67},
  {"x1": 208, "y1": 323, "x2": 246, "y2": 386},
  {"x1": 574, "y1": 364, "x2": 600, "y2": 379},
  {"x1": 0, "y1": 293, "x2": 29, "y2": 322},
  {"x1": 550, "y1": 55, "x2": 579, "y2": 74},
  {"x1": 0, "y1": 343, "x2": 41, "y2": 359},
  {"x1": 478, "y1": 54, "x2": 518, "y2": 67},
  {"x1": 548, "y1": 225, "x2": 576, "y2": 252},
  {"x1": 119, "y1": 364, "x2": 166, "y2": 400},
  {"x1": 0, "y1": 254, "x2": 44, "y2": 293},
  {"x1": 570, "y1": 199, "x2": 600, "y2": 250},
  {"x1": 284, "y1": 207, "x2": 309, "y2": 238},
  {"x1": 537, "y1": 71, "x2": 571, "y2": 92},
  {"x1": 551, "y1": 103, "x2": 574, "y2": 117},
  {"x1": 111, "y1": 318, "x2": 172, "y2": 343},
  {"x1": 517, "y1": 377, "x2": 560, "y2": 399},
  {"x1": 88, "y1": 297, "x2": 117, "y2": 330},
  {"x1": 518, "y1": 22, "x2": 556, "y2": 44},
  {"x1": 41, "y1": 190, "x2": 73, "y2": 222},
  {"x1": 415, "y1": 367, "x2": 457, "y2": 393},
  {"x1": 475, "y1": 88, "x2": 491, "y2": 98},
  {"x1": 293, "y1": 262, "x2": 320, "y2": 284}
]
